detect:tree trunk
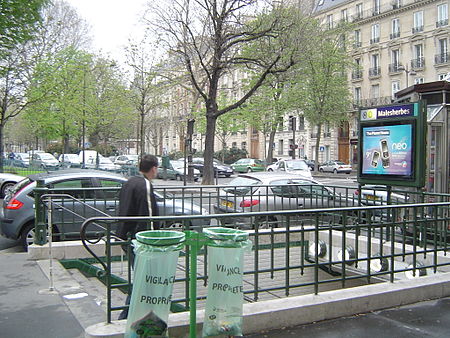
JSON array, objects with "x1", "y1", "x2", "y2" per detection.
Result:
[
  {"x1": 0, "y1": 123, "x2": 4, "y2": 172},
  {"x1": 314, "y1": 123, "x2": 322, "y2": 170},
  {"x1": 139, "y1": 112, "x2": 145, "y2": 156},
  {"x1": 267, "y1": 127, "x2": 277, "y2": 164},
  {"x1": 202, "y1": 114, "x2": 217, "y2": 185}
]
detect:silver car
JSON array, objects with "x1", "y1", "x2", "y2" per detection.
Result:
[
  {"x1": 0, "y1": 170, "x2": 209, "y2": 250},
  {"x1": 213, "y1": 172, "x2": 358, "y2": 229},
  {"x1": 0, "y1": 173, "x2": 25, "y2": 197},
  {"x1": 318, "y1": 160, "x2": 352, "y2": 174},
  {"x1": 266, "y1": 159, "x2": 312, "y2": 178}
]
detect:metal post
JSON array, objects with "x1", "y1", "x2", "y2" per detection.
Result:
[
  {"x1": 47, "y1": 196, "x2": 54, "y2": 291},
  {"x1": 34, "y1": 179, "x2": 47, "y2": 245}
]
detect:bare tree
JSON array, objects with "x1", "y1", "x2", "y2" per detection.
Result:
[{"x1": 146, "y1": 0, "x2": 310, "y2": 184}]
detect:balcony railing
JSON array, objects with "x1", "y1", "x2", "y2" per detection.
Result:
[
  {"x1": 411, "y1": 58, "x2": 425, "y2": 69},
  {"x1": 370, "y1": 37, "x2": 380, "y2": 44},
  {"x1": 352, "y1": 70, "x2": 363, "y2": 80},
  {"x1": 388, "y1": 63, "x2": 402, "y2": 73},
  {"x1": 352, "y1": 13, "x2": 363, "y2": 22},
  {"x1": 412, "y1": 26, "x2": 424, "y2": 34},
  {"x1": 390, "y1": 31, "x2": 400, "y2": 39},
  {"x1": 353, "y1": 41, "x2": 362, "y2": 48},
  {"x1": 436, "y1": 19, "x2": 448, "y2": 28},
  {"x1": 435, "y1": 53, "x2": 449, "y2": 65},
  {"x1": 369, "y1": 67, "x2": 381, "y2": 77}
]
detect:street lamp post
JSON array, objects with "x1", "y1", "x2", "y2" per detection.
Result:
[{"x1": 398, "y1": 65, "x2": 417, "y2": 88}]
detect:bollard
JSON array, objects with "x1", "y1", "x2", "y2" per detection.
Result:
[
  {"x1": 125, "y1": 230, "x2": 185, "y2": 338},
  {"x1": 202, "y1": 227, "x2": 252, "y2": 337}
]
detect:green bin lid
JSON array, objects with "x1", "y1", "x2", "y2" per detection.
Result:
[
  {"x1": 136, "y1": 230, "x2": 186, "y2": 246},
  {"x1": 203, "y1": 227, "x2": 248, "y2": 242}
]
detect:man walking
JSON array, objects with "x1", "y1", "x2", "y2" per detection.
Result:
[{"x1": 117, "y1": 154, "x2": 160, "y2": 320}]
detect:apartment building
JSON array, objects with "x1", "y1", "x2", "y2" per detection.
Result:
[{"x1": 314, "y1": 0, "x2": 450, "y2": 164}]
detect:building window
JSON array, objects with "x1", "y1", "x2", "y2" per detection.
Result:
[
  {"x1": 277, "y1": 140, "x2": 283, "y2": 155},
  {"x1": 392, "y1": 81, "x2": 400, "y2": 97},
  {"x1": 327, "y1": 14, "x2": 333, "y2": 29},
  {"x1": 391, "y1": 18, "x2": 400, "y2": 39},
  {"x1": 354, "y1": 87, "x2": 361, "y2": 104},
  {"x1": 369, "y1": 54, "x2": 380, "y2": 76},
  {"x1": 371, "y1": 84, "x2": 380, "y2": 98},
  {"x1": 341, "y1": 9, "x2": 348, "y2": 22},
  {"x1": 352, "y1": 58, "x2": 363, "y2": 79},
  {"x1": 437, "y1": 3, "x2": 448, "y2": 27},
  {"x1": 370, "y1": 24, "x2": 380, "y2": 44},
  {"x1": 438, "y1": 73, "x2": 448, "y2": 80},
  {"x1": 241, "y1": 141, "x2": 247, "y2": 150},
  {"x1": 435, "y1": 38, "x2": 449, "y2": 64},
  {"x1": 354, "y1": 29, "x2": 361, "y2": 48},
  {"x1": 373, "y1": 0, "x2": 380, "y2": 15},
  {"x1": 298, "y1": 115, "x2": 305, "y2": 131},
  {"x1": 414, "y1": 77, "x2": 424, "y2": 84},
  {"x1": 412, "y1": 44, "x2": 424, "y2": 68},
  {"x1": 356, "y1": 3, "x2": 363, "y2": 19},
  {"x1": 392, "y1": 0, "x2": 401, "y2": 10},
  {"x1": 232, "y1": 142, "x2": 237, "y2": 148},
  {"x1": 389, "y1": 49, "x2": 400, "y2": 72},
  {"x1": 413, "y1": 11, "x2": 424, "y2": 33}
]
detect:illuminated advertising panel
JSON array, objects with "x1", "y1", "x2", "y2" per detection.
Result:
[
  {"x1": 358, "y1": 102, "x2": 426, "y2": 188},
  {"x1": 361, "y1": 122, "x2": 414, "y2": 177}
]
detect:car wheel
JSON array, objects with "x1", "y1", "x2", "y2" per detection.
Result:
[
  {"x1": 175, "y1": 174, "x2": 181, "y2": 181},
  {"x1": 1, "y1": 182, "x2": 15, "y2": 198},
  {"x1": 20, "y1": 223, "x2": 35, "y2": 252},
  {"x1": 254, "y1": 216, "x2": 278, "y2": 229},
  {"x1": 333, "y1": 169, "x2": 338, "y2": 174},
  {"x1": 319, "y1": 168, "x2": 323, "y2": 172},
  {"x1": 247, "y1": 168, "x2": 252, "y2": 173},
  {"x1": 225, "y1": 174, "x2": 231, "y2": 178},
  {"x1": 164, "y1": 221, "x2": 190, "y2": 230},
  {"x1": 268, "y1": 168, "x2": 273, "y2": 172}
]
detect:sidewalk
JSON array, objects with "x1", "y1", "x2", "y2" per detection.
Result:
[{"x1": 2, "y1": 249, "x2": 450, "y2": 338}]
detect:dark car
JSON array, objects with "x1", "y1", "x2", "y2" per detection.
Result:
[
  {"x1": 191, "y1": 158, "x2": 233, "y2": 177},
  {"x1": 0, "y1": 170, "x2": 210, "y2": 250}
]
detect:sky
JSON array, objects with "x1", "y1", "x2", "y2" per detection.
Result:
[{"x1": 66, "y1": 0, "x2": 149, "y2": 64}]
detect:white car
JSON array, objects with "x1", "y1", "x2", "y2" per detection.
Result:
[
  {"x1": 318, "y1": 160, "x2": 352, "y2": 174},
  {"x1": 85, "y1": 156, "x2": 121, "y2": 171},
  {"x1": 0, "y1": 173, "x2": 24, "y2": 197},
  {"x1": 59, "y1": 154, "x2": 82, "y2": 168},
  {"x1": 266, "y1": 159, "x2": 312, "y2": 178},
  {"x1": 114, "y1": 154, "x2": 139, "y2": 166}
]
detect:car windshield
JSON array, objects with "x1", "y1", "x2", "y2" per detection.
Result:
[
  {"x1": 335, "y1": 161, "x2": 346, "y2": 165},
  {"x1": 223, "y1": 176, "x2": 261, "y2": 196},
  {"x1": 41, "y1": 153, "x2": 55, "y2": 160},
  {"x1": 171, "y1": 161, "x2": 184, "y2": 168},
  {"x1": 286, "y1": 160, "x2": 308, "y2": 170},
  {"x1": 8, "y1": 178, "x2": 31, "y2": 196}
]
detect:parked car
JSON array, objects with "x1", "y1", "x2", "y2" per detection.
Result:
[
  {"x1": 114, "y1": 154, "x2": 139, "y2": 166},
  {"x1": 0, "y1": 170, "x2": 210, "y2": 250},
  {"x1": 0, "y1": 173, "x2": 24, "y2": 198},
  {"x1": 318, "y1": 160, "x2": 352, "y2": 174},
  {"x1": 213, "y1": 172, "x2": 358, "y2": 229},
  {"x1": 85, "y1": 156, "x2": 121, "y2": 171},
  {"x1": 12, "y1": 153, "x2": 30, "y2": 168},
  {"x1": 58, "y1": 154, "x2": 82, "y2": 168},
  {"x1": 231, "y1": 158, "x2": 265, "y2": 173},
  {"x1": 305, "y1": 159, "x2": 316, "y2": 171},
  {"x1": 191, "y1": 158, "x2": 233, "y2": 177},
  {"x1": 31, "y1": 152, "x2": 59, "y2": 169},
  {"x1": 266, "y1": 159, "x2": 312, "y2": 178},
  {"x1": 157, "y1": 160, "x2": 200, "y2": 181}
]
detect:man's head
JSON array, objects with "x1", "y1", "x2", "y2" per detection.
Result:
[{"x1": 139, "y1": 155, "x2": 159, "y2": 180}]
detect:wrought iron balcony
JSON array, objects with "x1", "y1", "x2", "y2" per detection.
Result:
[
  {"x1": 412, "y1": 26, "x2": 424, "y2": 34},
  {"x1": 353, "y1": 41, "x2": 362, "y2": 48},
  {"x1": 390, "y1": 31, "x2": 400, "y2": 39},
  {"x1": 435, "y1": 53, "x2": 449, "y2": 65},
  {"x1": 352, "y1": 70, "x2": 363, "y2": 80},
  {"x1": 436, "y1": 19, "x2": 448, "y2": 28},
  {"x1": 411, "y1": 58, "x2": 425, "y2": 69},
  {"x1": 370, "y1": 37, "x2": 380, "y2": 44},
  {"x1": 369, "y1": 67, "x2": 381, "y2": 77},
  {"x1": 388, "y1": 63, "x2": 403, "y2": 73}
]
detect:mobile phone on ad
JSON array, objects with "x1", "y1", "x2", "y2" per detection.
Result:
[{"x1": 371, "y1": 150, "x2": 380, "y2": 167}]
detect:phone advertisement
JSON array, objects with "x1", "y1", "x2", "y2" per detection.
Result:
[{"x1": 361, "y1": 123, "x2": 413, "y2": 177}]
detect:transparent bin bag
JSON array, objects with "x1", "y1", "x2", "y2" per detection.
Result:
[
  {"x1": 202, "y1": 228, "x2": 252, "y2": 337},
  {"x1": 125, "y1": 232, "x2": 184, "y2": 338}
]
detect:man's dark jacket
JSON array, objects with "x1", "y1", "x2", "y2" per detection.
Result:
[{"x1": 116, "y1": 176, "x2": 160, "y2": 240}]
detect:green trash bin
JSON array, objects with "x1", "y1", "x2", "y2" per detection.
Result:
[
  {"x1": 125, "y1": 230, "x2": 185, "y2": 338},
  {"x1": 202, "y1": 227, "x2": 252, "y2": 337}
]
